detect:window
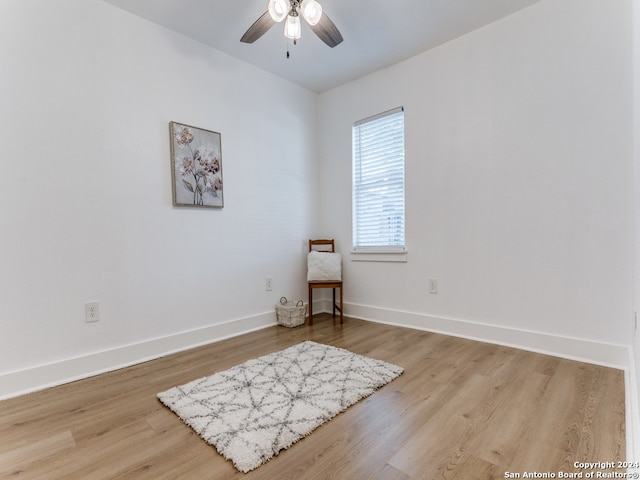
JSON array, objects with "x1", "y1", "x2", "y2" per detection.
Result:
[{"x1": 352, "y1": 106, "x2": 405, "y2": 253}]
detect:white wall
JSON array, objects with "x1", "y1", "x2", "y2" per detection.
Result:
[
  {"x1": 0, "y1": 0, "x2": 318, "y2": 396},
  {"x1": 633, "y1": 0, "x2": 640, "y2": 460},
  {"x1": 0, "y1": 0, "x2": 635, "y2": 402},
  {"x1": 318, "y1": 0, "x2": 634, "y2": 360}
]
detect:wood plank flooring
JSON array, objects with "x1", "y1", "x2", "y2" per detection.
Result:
[{"x1": 0, "y1": 315, "x2": 626, "y2": 479}]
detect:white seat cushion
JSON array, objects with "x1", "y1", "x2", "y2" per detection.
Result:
[{"x1": 307, "y1": 251, "x2": 342, "y2": 281}]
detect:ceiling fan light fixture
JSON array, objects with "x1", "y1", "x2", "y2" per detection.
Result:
[
  {"x1": 268, "y1": 0, "x2": 289, "y2": 22},
  {"x1": 284, "y1": 13, "x2": 301, "y2": 40},
  {"x1": 300, "y1": 0, "x2": 322, "y2": 26},
  {"x1": 241, "y1": 0, "x2": 342, "y2": 48}
]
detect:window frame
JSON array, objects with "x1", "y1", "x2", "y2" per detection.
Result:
[{"x1": 351, "y1": 106, "x2": 407, "y2": 262}]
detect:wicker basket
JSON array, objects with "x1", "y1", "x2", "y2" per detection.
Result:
[{"x1": 276, "y1": 297, "x2": 307, "y2": 328}]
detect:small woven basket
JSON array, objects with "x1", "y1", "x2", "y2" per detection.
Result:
[{"x1": 276, "y1": 297, "x2": 307, "y2": 328}]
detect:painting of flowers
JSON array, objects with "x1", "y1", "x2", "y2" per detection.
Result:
[{"x1": 170, "y1": 122, "x2": 223, "y2": 208}]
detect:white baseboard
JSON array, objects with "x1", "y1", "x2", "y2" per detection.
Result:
[
  {"x1": 345, "y1": 302, "x2": 629, "y2": 369},
  {"x1": 312, "y1": 298, "x2": 628, "y2": 366},
  {"x1": 0, "y1": 311, "x2": 277, "y2": 401}
]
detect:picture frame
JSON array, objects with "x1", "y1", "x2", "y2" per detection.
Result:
[{"x1": 170, "y1": 121, "x2": 224, "y2": 208}]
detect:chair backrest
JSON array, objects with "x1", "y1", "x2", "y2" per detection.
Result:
[{"x1": 309, "y1": 239, "x2": 335, "y2": 253}]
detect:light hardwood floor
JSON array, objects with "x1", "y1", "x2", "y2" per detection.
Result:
[{"x1": 0, "y1": 315, "x2": 626, "y2": 479}]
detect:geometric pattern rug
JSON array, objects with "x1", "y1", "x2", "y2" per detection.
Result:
[{"x1": 157, "y1": 341, "x2": 404, "y2": 472}]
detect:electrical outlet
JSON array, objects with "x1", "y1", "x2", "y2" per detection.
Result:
[
  {"x1": 265, "y1": 277, "x2": 273, "y2": 292},
  {"x1": 85, "y1": 302, "x2": 100, "y2": 323},
  {"x1": 428, "y1": 279, "x2": 438, "y2": 295}
]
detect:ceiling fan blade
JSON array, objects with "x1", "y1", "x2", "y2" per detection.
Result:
[
  {"x1": 240, "y1": 11, "x2": 277, "y2": 43},
  {"x1": 309, "y1": 13, "x2": 343, "y2": 48}
]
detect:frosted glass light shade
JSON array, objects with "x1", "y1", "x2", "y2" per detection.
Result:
[
  {"x1": 268, "y1": 0, "x2": 289, "y2": 22},
  {"x1": 301, "y1": 0, "x2": 322, "y2": 25},
  {"x1": 284, "y1": 14, "x2": 301, "y2": 40}
]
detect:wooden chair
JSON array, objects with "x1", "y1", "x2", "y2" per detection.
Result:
[{"x1": 307, "y1": 239, "x2": 343, "y2": 325}]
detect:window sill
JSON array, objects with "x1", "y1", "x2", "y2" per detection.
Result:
[{"x1": 350, "y1": 250, "x2": 408, "y2": 263}]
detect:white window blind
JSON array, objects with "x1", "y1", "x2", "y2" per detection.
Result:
[{"x1": 352, "y1": 106, "x2": 405, "y2": 251}]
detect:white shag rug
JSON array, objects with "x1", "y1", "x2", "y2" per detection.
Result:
[{"x1": 157, "y1": 340, "x2": 403, "y2": 473}]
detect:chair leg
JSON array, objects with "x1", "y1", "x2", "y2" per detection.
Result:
[
  {"x1": 332, "y1": 289, "x2": 336, "y2": 318},
  {"x1": 339, "y1": 286, "x2": 343, "y2": 324},
  {"x1": 308, "y1": 284, "x2": 313, "y2": 326},
  {"x1": 308, "y1": 285, "x2": 313, "y2": 325}
]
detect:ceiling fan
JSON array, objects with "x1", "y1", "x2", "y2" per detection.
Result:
[{"x1": 241, "y1": 0, "x2": 343, "y2": 48}]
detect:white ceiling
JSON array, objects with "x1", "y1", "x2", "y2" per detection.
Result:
[{"x1": 101, "y1": 0, "x2": 543, "y2": 93}]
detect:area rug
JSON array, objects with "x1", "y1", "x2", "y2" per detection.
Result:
[{"x1": 157, "y1": 340, "x2": 403, "y2": 473}]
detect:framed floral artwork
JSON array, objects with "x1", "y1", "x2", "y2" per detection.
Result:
[{"x1": 170, "y1": 122, "x2": 224, "y2": 208}]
